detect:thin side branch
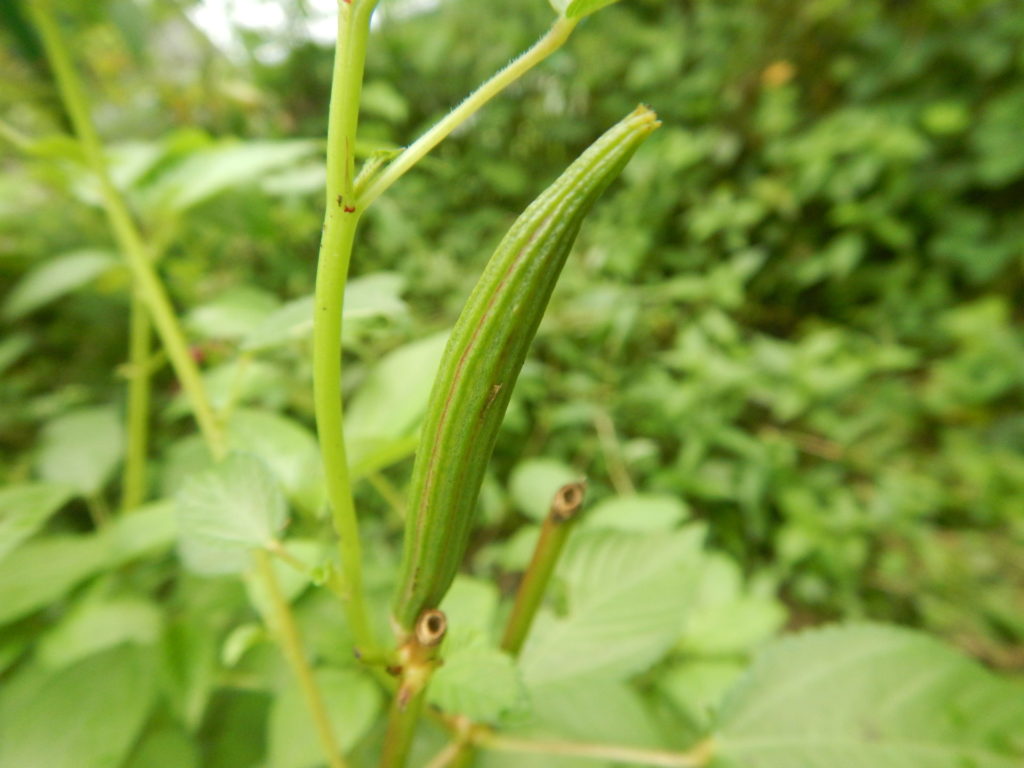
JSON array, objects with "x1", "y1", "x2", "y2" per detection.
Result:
[
  {"x1": 500, "y1": 480, "x2": 587, "y2": 655},
  {"x1": 29, "y1": 0, "x2": 226, "y2": 459},
  {"x1": 479, "y1": 733, "x2": 714, "y2": 768},
  {"x1": 255, "y1": 550, "x2": 348, "y2": 768},
  {"x1": 357, "y1": 17, "x2": 578, "y2": 209}
]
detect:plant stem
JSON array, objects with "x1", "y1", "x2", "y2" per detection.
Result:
[
  {"x1": 255, "y1": 550, "x2": 348, "y2": 768},
  {"x1": 85, "y1": 493, "x2": 110, "y2": 527},
  {"x1": 121, "y1": 292, "x2": 152, "y2": 511},
  {"x1": 423, "y1": 739, "x2": 473, "y2": 768},
  {"x1": 357, "y1": 17, "x2": 579, "y2": 210},
  {"x1": 313, "y1": 0, "x2": 378, "y2": 655},
  {"x1": 264, "y1": 538, "x2": 351, "y2": 604},
  {"x1": 29, "y1": 0, "x2": 226, "y2": 459},
  {"x1": 378, "y1": 610, "x2": 448, "y2": 768},
  {"x1": 500, "y1": 481, "x2": 586, "y2": 655},
  {"x1": 439, "y1": 484, "x2": 587, "y2": 768},
  {"x1": 33, "y1": 9, "x2": 346, "y2": 768},
  {"x1": 478, "y1": 734, "x2": 714, "y2": 768},
  {"x1": 378, "y1": 677, "x2": 430, "y2": 768},
  {"x1": 593, "y1": 407, "x2": 635, "y2": 495},
  {"x1": 367, "y1": 471, "x2": 407, "y2": 519}
]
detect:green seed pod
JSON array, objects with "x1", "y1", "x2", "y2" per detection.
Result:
[{"x1": 391, "y1": 105, "x2": 660, "y2": 633}]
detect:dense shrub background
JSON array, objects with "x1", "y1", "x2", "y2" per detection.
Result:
[{"x1": 2, "y1": 0, "x2": 1023, "y2": 745}]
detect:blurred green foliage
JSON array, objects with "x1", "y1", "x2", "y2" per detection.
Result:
[{"x1": 2, "y1": 0, "x2": 1024, "y2": 765}]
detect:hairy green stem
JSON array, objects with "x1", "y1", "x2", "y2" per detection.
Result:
[
  {"x1": 255, "y1": 550, "x2": 348, "y2": 768},
  {"x1": 29, "y1": 0, "x2": 226, "y2": 459},
  {"x1": 121, "y1": 293, "x2": 152, "y2": 511},
  {"x1": 357, "y1": 17, "x2": 578, "y2": 209},
  {"x1": 313, "y1": 0, "x2": 378, "y2": 655}
]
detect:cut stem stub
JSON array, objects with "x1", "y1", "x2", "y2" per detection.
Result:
[
  {"x1": 500, "y1": 480, "x2": 587, "y2": 656},
  {"x1": 378, "y1": 609, "x2": 448, "y2": 768}
]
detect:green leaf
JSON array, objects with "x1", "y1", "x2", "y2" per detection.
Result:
[
  {"x1": 0, "y1": 332, "x2": 31, "y2": 376},
  {"x1": 260, "y1": 161, "x2": 327, "y2": 196},
  {"x1": 36, "y1": 405, "x2": 123, "y2": 496},
  {"x1": 440, "y1": 576, "x2": 500, "y2": 642},
  {"x1": 520, "y1": 527, "x2": 704, "y2": 685},
  {"x1": 0, "y1": 631, "x2": 30, "y2": 676},
  {"x1": 228, "y1": 409, "x2": 325, "y2": 517},
  {"x1": 713, "y1": 624, "x2": 1024, "y2": 768},
  {"x1": 0, "y1": 535, "x2": 108, "y2": 625},
  {"x1": 973, "y1": 88, "x2": 1024, "y2": 186},
  {"x1": 37, "y1": 596, "x2": 162, "y2": 669},
  {"x1": 583, "y1": 493, "x2": 689, "y2": 532},
  {"x1": 163, "y1": 410, "x2": 324, "y2": 517},
  {"x1": 123, "y1": 726, "x2": 199, "y2": 768},
  {"x1": 221, "y1": 623, "x2": 266, "y2": 667},
  {"x1": 429, "y1": 644, "x2": 524, "y2": 722},
  {"x1": 0, "y1": 647, "x2": 155, "y2": 768},
  {"x1": 104, "y1": 500, "x2": 178, "y2": 561},
  {"x1": 166, "y1": 358, "x2": 290, "y2": 420},
  {"x1": 345, "y1": 330, "x2": 450, "y2": 475},
  {"x1": 659, "y1": 659, "x2": 746, "y2": 731},
  {"x1": 509, "y1": 458, "x2": 579, "y2": 522},
  {"x1": 176, "y1": 453, "x2": 287, "y2": 574},
  {"x1": 0, "y1": 482, "x2": 74, "y2": 562},
  {"x1": 2, "y1": 249, "x2": 118, "y2": 320},
  {"x1": 679, "y1": 554, "x2": 785, "y2": 655},
  {"x1": 343, "y1": 271, "x2": 409, "y2": 320},
  {"x1": 267, "y1": 667, "x2": 382, "y2": 768},
  {"x1": 240, "y1": 294, "x2": 315, "y2": 352},
  {"x1": 141, "y1": 139, "x2": 320, "y2": 213},
  {"x1": 0, "y1": 502, "x2": 175, "y2": 625},
  {"x1": 550, "y1": 0, "x2": 624, "y2": 19},
  {"x1": 525, "y1": 676, "x2": 665, "y2": 746},
  {"x1": 185, "y1": 286, "x2": 280, "y2": 341},
  {"x1": 161, "y1": 613, "x2": 222, "y2": 729},
  {"x1": 241, "y1": 273, "x2": 407, "y2": 353}
]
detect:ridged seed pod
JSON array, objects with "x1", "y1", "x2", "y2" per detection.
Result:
[{"x1": 391, "y1": 105, "x2": 660, "y2": 633}]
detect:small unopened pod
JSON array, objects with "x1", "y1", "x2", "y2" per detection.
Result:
[{"x1": 391, "y1": 105, "x2": 660, "y2": 634}]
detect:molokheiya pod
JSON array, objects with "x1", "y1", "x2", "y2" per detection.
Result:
[{"x1": 391, "y1": 105, "x2": 660, "y2": 633}]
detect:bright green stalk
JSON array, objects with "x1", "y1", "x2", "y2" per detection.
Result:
[
  {"x1": 29, "y1": 0, "x2": 226, "y2": 460},
  {"x1": 357, "y1": 17, "x2": 578, "y2": 209},
  {"x1": 121, "y1": 293, "x2": 151, "y2": 511},
  {"x1": 313, "y1": 0, "x2": 378, "y2": 654},
  {"x1": 31, "y1": 10, "x2": 345, "y2": 768},
  {"x1": 444, "y1": 483, "x2": 586, "y2": 768},
  {"x1": 477, "y1": 734, "x2": 713, "y2": 767},
  {"x1": 255, "y1": 550, "x2": 349, "y2": 768},
  {"x1": 391, "y1": 106, "x2": 660, "y2": 633},
  {"x1": 501, "y1": 481, "x2": 586, "y2": 656}
]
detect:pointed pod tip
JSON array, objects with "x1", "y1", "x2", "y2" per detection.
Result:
[{"x1": 630, "y1": 103, "x2": 661, "y2": 128}]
